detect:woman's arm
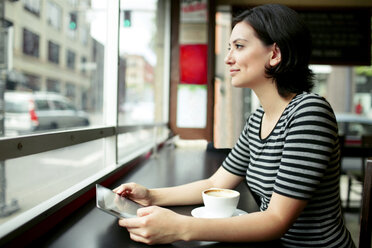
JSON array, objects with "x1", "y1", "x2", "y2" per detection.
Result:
[
  {"x1": 183, "y1": 192, "x2": 307, "y2": 242},
  {"x1": 114, "y1": 166, "x2": 244, "y2": 207},
  {"x1": 150, "y1": 166, "x2": 244, "y2": 206},
  {"x1": 119, "y1": 192, "x2": 307, "y2": 244}
]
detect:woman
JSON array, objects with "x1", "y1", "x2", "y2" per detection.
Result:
[{"x1": 114, "y1": 4, "x2": 355, "y2": 247}]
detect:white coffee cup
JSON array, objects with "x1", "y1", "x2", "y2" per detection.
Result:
[{"x1": 202, "y1": 188, "x2": 240, "y2": 218}]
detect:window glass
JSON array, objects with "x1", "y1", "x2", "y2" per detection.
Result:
[
  {"x1": 65, "y1": 83, "x2": 76, "y2": 101},
  {"x1": 24, "y1": 74, "x2": 41, "y2": 91},
  {"x1": 47, "y1": 1, "x2": 62, "y2": 30},
  {"x1": 0, "y1": 0, "x2": 169, "y2": 238},
  {"x1": 35, "y1": 100, "x2": 50, "y2": 111},
  {"x1": 22, "y1": 29, "x2": 39, "y2": 57},
  {"x1": 4, "y1": 99, "x2": 29, "y2": 113},
  {"x1": 80, "y1": 27, "x2": 89, "y2": 45},
  {"x1": 80, "y1": 56, "x2": 87, "y2": 74},
  {"x1": 0, "y1": 140, "x2": 105, "y2": 226},
  {"x1": 23, "y1": 0, "x2": 41, "y2": 16},
  {"x1": 67, "y1": 50, "x2": 76, "y2": 70},
  {"x1": 118, "y1": 0, "x2": 168, "y2": 125},
  {"x1": 46, "y1": 79, "x2": 61, "y2": 93},
  {"x1": 117, "y1": 0, "x2": 170, "y2": 161},
  {"x1": 65, "y1": 102, "x2": 76, "y2": 111},
  {"x1": 3, "y1": 0, "x2": 106, "y2": 137},
  {"x1": 52, "y1": 100, "x2": 67, "y2": 110},
  {"x1": 48, "y1": 41, "x2": 60, "y2": 64}
]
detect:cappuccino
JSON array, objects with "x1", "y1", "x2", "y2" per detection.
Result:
[
  {"x1": 204, "y1": 189, "x2": 239, "y2": 198},
  {"x1": 202, "y1": 188, "x2": 240, "y2": 218}
]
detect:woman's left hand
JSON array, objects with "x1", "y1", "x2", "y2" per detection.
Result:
[{"x1": 118, "y1": 206, "x2": 188, "y2": 245}]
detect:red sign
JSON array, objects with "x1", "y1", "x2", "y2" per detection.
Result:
[{"x1": 180, "y1": 44, "x2": 208, "y2": 85}]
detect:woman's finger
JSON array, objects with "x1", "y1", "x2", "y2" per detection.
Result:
[
  {"x1": 129, "y1": 231, "x2": 152, "y2": 245},
  {"x1": 118, "y1": 217, "x2": 144, "y2": 229},
  {"x1": 113, "y1": 183, "x2": 135, "y2": 194},
  {"x1": 137, "y1": 206, "x2": 156, "y2": 217}
]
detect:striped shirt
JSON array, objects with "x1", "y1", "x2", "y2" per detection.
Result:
[{"x1": 222, "y1": 92, "x2": 355, "y2": 248}]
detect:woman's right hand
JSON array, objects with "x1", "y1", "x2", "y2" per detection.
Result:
[{"x1": 113, "y1": 183, "x2": 152, "y2": 206}]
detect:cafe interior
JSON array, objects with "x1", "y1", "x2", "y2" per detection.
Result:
[{"x1": 0, "y1": 0, "x2": 371, "y2": 247}]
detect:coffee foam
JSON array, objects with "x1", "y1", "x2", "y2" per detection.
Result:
[{"x1": 204, "y1": 189, "x2": 239, "y2": 198}]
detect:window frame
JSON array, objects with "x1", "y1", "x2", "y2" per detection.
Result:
[
  {"x1": 0, "y1": 0, "x2": 172, "y2": 244},
  {"x1": 48, "y1": 41, "x2": 60, "y2": 64},
  {"x1": 22, "y1": 28, "x2": 40, "y2": 57}
]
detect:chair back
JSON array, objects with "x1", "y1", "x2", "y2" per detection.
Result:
[
  {"x1": 359, "y1": 158, "x2": 372, "y2": 248},
  {"x1": 362, "y1": 136, "x2": 372, "y2": 148}
]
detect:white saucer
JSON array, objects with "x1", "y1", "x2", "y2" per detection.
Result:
[{"x1": 191, "y1": 207, "x2": 247, "y2": 218}]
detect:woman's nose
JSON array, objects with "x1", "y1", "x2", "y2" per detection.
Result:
[{"x1": 224, "y1": 51, "x2": 234, "y2": 65}]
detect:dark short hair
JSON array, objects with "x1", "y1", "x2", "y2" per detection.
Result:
[{"x1": 233, "y1": 4, "x2": 314, "y2": 97}]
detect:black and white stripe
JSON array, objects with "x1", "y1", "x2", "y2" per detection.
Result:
[{"x1": 222, "y1": 92, "x2": 355, "y2": 248}]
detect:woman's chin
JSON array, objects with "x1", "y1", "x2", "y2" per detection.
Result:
[{"x1": 231, "y1": 80, "x2": 247, "y2": 88}]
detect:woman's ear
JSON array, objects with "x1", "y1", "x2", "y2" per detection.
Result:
[{"x1": 269, "y1": 43, "x2": 281, "y2": 67}]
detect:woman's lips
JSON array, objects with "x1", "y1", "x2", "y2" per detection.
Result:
[{"x1": 229, "y1": 69, "x2": 239, "y2": 76}]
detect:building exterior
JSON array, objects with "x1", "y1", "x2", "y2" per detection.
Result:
[{"x1": 4, "y1": 0, "x2": 94, "y2": 109}]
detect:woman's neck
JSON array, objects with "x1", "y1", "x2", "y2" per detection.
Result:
[{"x1": 254, "y1": 82, "x2": 295, "y2": 121}]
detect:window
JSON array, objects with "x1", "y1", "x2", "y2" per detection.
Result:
[
  {"x1": 65, "y1": 83, "x2": 76, "y2": 100},
  {"x1": 0, "y1": 0, "x2": 170, "y2": 242},
  {"x1": 47, "y1": 78, "x2": 61, "y2": 92},
  {"x1": 80, "y1": 27, "x2": 89, "y2": 45},
  {"x1": 5, "y1": 99, "x2": 29, "y2": 113},
  {"x1": 48, "y1": 41, "x2": 60, "y2": 64},
  {"x1": 23, "y1": 0, "x2": 41, "y2": 16},
  {"x1": 35, "y1": 100, "x2": 50, "y2": 111},
  {"x1": 81, "y1": 56, "x2": 87, "y2": 74},
  {"x1": 67, "y1": 50, "x2": 76, "y2": 70},
  {"x1": 52, "y1": 100, "x2": 67, "y2": 110},
  {"x1": 117, "y1": 0, "x2": 170, "y2": 160},
  {"x1": 24, "y1": 73, "x2": 41, "y2": 91},
  {"x1": 22, "y1": 29, "x2": 39, "y2": 57},
  {"x1": 47, "y1": 1, "x2": 62, "y2": 30}
]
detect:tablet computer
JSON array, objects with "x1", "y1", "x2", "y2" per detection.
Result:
[{"x1": 96, "y1": 184, "x2": 143, "y2": 218}]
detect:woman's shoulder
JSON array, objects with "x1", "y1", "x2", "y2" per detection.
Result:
[
  {"x1": 288, "y1": 92, "x2": 334, "y2": 114},
  {"x1": 284, "y1": 92, "x2": 337, "y2": 127},
  {"x1": 293, "y1": 92, "x2": 329, "y2": 104}
]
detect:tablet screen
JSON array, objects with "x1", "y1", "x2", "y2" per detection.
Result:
[{"x1": 96, "y1": 184, "x2": 142, "y2": 218}]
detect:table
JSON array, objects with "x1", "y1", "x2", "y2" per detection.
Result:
[{"x1": 32, "y1": 146, "x2": 281, "y2": 248}]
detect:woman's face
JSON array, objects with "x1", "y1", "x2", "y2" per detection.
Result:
[{"x1": 224, "y1": 22, "x2": 274, "y2": 88}]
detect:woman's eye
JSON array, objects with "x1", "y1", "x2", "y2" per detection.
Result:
[{"x1": 235, "y1": 44, "x2": 243, "y2": 49}]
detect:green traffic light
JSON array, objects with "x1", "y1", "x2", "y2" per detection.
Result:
[
  {"x1": 69, "y1": 22, "x2": 77, "y2": 30},
  {"x1": 124, "y1": 19, "x2": 131, "y2": 27}
]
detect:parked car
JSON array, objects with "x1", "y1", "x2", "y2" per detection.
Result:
[
  {"x1": 335, "y1": 112, "x2": 372, "y2": 146},
  {"x1": 4, "y1": 91, "x2": 90, "y2": 136}
]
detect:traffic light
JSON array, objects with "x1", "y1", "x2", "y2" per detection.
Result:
[
  {"x1": 69, "y1": 12, "x2": 77, "y2": 30},
  {"x1": 123, "y1": 10, "x2": 131, "y2": 27}
]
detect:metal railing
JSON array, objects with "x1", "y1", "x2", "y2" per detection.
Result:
[
  {"x1": 0, "y1": 123, "x2": 168, "y2": 218},
  {"x1": 0, "y1": 123, "x2": 167, "y2": 161}
]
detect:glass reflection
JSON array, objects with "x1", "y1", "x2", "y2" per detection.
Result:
[
  {"x1": 1, "y1": 0, "x2": 106, "y2": 137},
  {"x1": 118, "y1": 0, "x2": 167, "y2": 125},
  {"x1": 0, "y1": 139, "x2": 105, "y2": 224}
]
